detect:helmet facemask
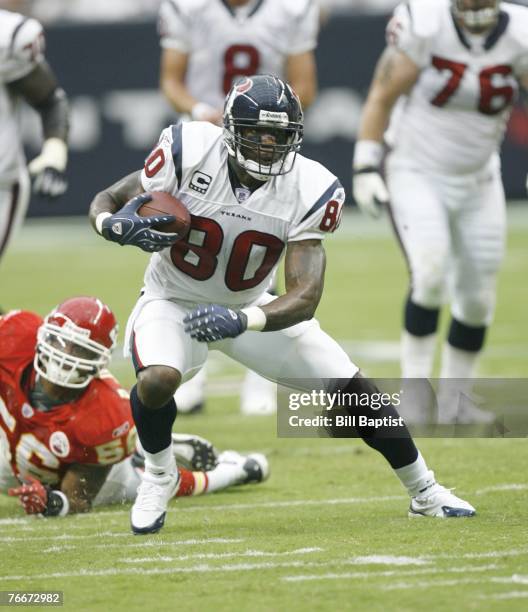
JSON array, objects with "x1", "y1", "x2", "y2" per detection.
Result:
[
  {"x1": 452, "y1": 0, "x2": 500, "y2": 33},
  {"x1": 224, "y1": 119, "x2": 302, "y2": 182},
  {"x1": 34, "y1": 315, "x2": 114, "y2": 389}
]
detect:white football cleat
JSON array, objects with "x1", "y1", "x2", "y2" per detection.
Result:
[
  {"x1": 240, "y1": 370, "x2": 277, "y2": 415},
  {"x1": 217, "y1": 450, "x2": 270, "y2": 485},
  {"x1": 171, "y1": 433, "x2": 218, "y2": 472},
  {"x1": 409, "y1": 482, "x2": 476, "y2": 518},
  {"x1": 131, "y1": 470, "x2": 180, "y2": 535}
]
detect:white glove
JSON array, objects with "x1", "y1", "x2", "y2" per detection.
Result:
[
  {"x1": 28, "y1": 138, "x2": 68, "y2": 199},
  {"x1": 352, "y1": 169, "x2": 389, "y2": 218},
  {"x1": 352, "y1": 140, "x2": 389, "y2": 218}
]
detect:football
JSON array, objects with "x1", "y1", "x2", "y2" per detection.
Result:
[{"x1": 138, "y1": 192, "x2": 191, "y2": 237}]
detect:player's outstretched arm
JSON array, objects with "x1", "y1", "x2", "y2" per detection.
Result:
[
  {"x1": 286, "y1": 51, "x2": 318, "y2": 110},
  {"x1": 89, "y1": 171, "x2": 179, "y2": 252},
  {"x1": 184, "y1": 239, "x2": 325, "y2": 342},
  {"x1": 353, "y1": 48, "x2": 419, "y2": 217},
  {"x1": 260, "y1": 239, "x2": 325, "y2": 331},
  {"x1": 160, "y1": 48, "x2": 222, "y2": 124},
  {"x1": 59, "y1": 463, "x2": 112, "y2": 514},
  {"x1": 9, "y1": 62, "x2": 69, "y2": 199},
  {"x1": 8, "y1": 464, "x2": 110, "y2": 516}
]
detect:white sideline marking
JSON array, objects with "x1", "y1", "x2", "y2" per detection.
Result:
[
  {"x1": 482, "y1": 591, "x2": 528, "y2": 600},
  {"x1": 349, "y1": 555, "x2": 430, "y2": 566},
  {"x1": 435, "y1": 548, "x2": 528, "y2": 561},
  {"x1": 282, "y1": 564, "x2": 499, "y2": 583},
  {"x1": 475, "y1": 484, "x2": 528, "y2": 495},
  {"x1": 121, "y1": 547, "x2": 322, "y2": 564},
  {"x1": 42, "y1": 538, "x2": 244, "y2": 554}
]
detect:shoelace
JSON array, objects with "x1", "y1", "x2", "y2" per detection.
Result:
[
  {"x1": 417, "y1": 484, "x2": 456, "y2": 503},
  {"x1": 135, "y1": 478, "x2": 175, "y2": 512}
]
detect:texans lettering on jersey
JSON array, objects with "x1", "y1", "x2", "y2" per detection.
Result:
[
  {"x1": 140, "y1": 121, "x2": 345, "y2": 307},
  {"x1": 0, "y1": 10, "x2": 45, "y2": 183},
  {"x1": 158, "y1": 0, "x2": 319, "y2": 110},
  {"x1": 385, "y1": 0, "x2": 528, "y2": 174},
  {"x1": 0, "y1": 311, "x2": 136, "y2": 486}
]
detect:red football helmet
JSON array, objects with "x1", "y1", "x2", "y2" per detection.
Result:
[{"x1": 34, "y1": 297, "x2": 118, "y2": 389}]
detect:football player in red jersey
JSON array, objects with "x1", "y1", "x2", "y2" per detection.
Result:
[{"x1": 1, "y1": 296, "x2": 268, "y2": 518}]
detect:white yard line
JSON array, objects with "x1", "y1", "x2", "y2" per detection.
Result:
[
  {"x1": 42, "y1": 538, "x2": 245, "y2": 554},
  {"x1": 382, "y1": 574, "x2": 528, "y2": 591},
  {"x1": 6, "y1": 494, "x2": 403, "y2": 526},
  {"x1": 481, "y1": 591, "x2": 528, "y2": 600},
  {"x1": 475, "y1": 484, "x2": 528, "y2": 495},
  {"x1": 282, "y1": 563, "x2": 499, "y2": 583},
  {"x1": 121, "y1": 547, "x2": 323, "y2": 564},
  {"x1": 348, "y1": 555, "x2": 431, "y2": 566},
  {"x1": 0, "y1": 562, "x2": 501, "y2": 584}
]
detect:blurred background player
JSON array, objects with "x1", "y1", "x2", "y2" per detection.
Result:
[
  {"x1": 158, "y1": 0, "x2": 320, "y2": 415},
  {"x1": 352, "y1": 0, "x2": 528, "y2": 423},
  {"x1": 0, "y1": 297, "x2": 269, "y2": 518},
  {"x1": 0, "y1": 8, "x2": 69, "y2": 312}
]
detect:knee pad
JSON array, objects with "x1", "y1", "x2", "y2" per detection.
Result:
[
  {"x1": 410, "y1": 250, "x2": 448, "y2": 308},
  {"x1": 452, "y1": 284, "x2": 496, "y2": 327}
]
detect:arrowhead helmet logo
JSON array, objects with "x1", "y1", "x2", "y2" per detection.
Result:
[{"x1": 112, "y1": 222, "x2": 123, "y2": 235}]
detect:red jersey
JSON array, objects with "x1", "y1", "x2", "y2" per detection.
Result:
[{"x1": 0, "y1": 311, "x2": 136, "y2": 486}]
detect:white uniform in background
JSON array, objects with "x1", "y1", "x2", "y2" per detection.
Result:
[
  {"x1": 0, "y1": 10, "x2": 42, "y2": 263},
  {"x1": 159, "y1": 0, "x2": 319, "y2": 110},
  {"x1": 386, "y1": 0, "x2": 528, "y2": 345},
  {"x1": 383, "y1": 0, "x2": 528, "y2": 422},
  {"x1": 124, "y1": 121, "x2": 356, "y2": 387}
]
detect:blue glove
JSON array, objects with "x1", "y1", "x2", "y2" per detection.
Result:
[
  {"x1": 101, "y1": 193, "x2": 180, "y2": 253},
  {"x1": 184, "y1": 304, "x2": 248, "y2": 342}
]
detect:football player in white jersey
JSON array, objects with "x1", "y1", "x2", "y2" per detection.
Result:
[
  {"x1": 89, "y1": 75, "x2": 475, "y2": 534},
  {"x1": 158, "y1": 0, "x2": 318, "y2": 123},
  {"x1": 352, "y1": 0, "x2": 527, "y2": 423},
  {"x1": 158, "y1": 0, "x2": 319, "y2": 414},
  {"x1": 0, "y1": 9, "x2": 69, "y2": 310}
]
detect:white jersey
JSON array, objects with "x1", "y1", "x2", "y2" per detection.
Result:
[
  {"x1": 0, "y1": 10, "x2": 45, "y2": 185},
  {"x1": 158, "y1": 0, "x2": 319, "y2": 110},
  {"x1": 139, "y1": 121, "x2": 344, "y2": 307},
  {"x1": 385, "y1": 0, "x2": 528, "y2": 175}
]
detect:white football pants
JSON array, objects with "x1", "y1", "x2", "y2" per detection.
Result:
[
  {"x1": 386, "y1": 156, "x2": 506, "y2": 327},
  {"x1": 0, "y1": 171, "x2": 30, "y2": 265}
]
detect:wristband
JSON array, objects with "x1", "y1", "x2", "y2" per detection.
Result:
[
  {"x1": 241, "y1": 307, "x2": 267, "y2": 331},
  {"x1": 95, "y1": 212, "x2": 112, "y2": 235},
  {"x1": 42, "y1": 489, "x2": 69, "y2": 517},
  {"x1": 191, "y1": 102, "x2": 217, "y2": 121},
  {"x1": 353, "y1": 140, "x2": 384, "y2": 170}
]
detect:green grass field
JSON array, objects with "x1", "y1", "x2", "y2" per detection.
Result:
[{"x1": 1, "y1": 209, "x2": 527, "y2": 611}]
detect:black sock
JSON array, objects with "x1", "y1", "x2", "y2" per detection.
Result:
[
  {"x1": 130, "y1": 384, "x2": 177, "y2": 454},
  {"x1": 329, "y1": 376, "x2": 418, "y2": 469}
]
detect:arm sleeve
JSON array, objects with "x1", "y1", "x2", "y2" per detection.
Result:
[
  {"x1": 288, "y1": 179, "x2": 345, "y2": 243},
  {"x1": 288, "y1": 0, "x2": 320, "y2": 55},
  {"x1": 140, "y1": 124, "x2": 182, "y2": 194},
  {"x1": 158, "y1": 0, "x2": 191, "y2": 52},
  {"x1": 4, "y1": 18, "x2": 46, "y2": 83},
  {"x1": 386, "y1": 2, "x2": 429, "y2": 68}
]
